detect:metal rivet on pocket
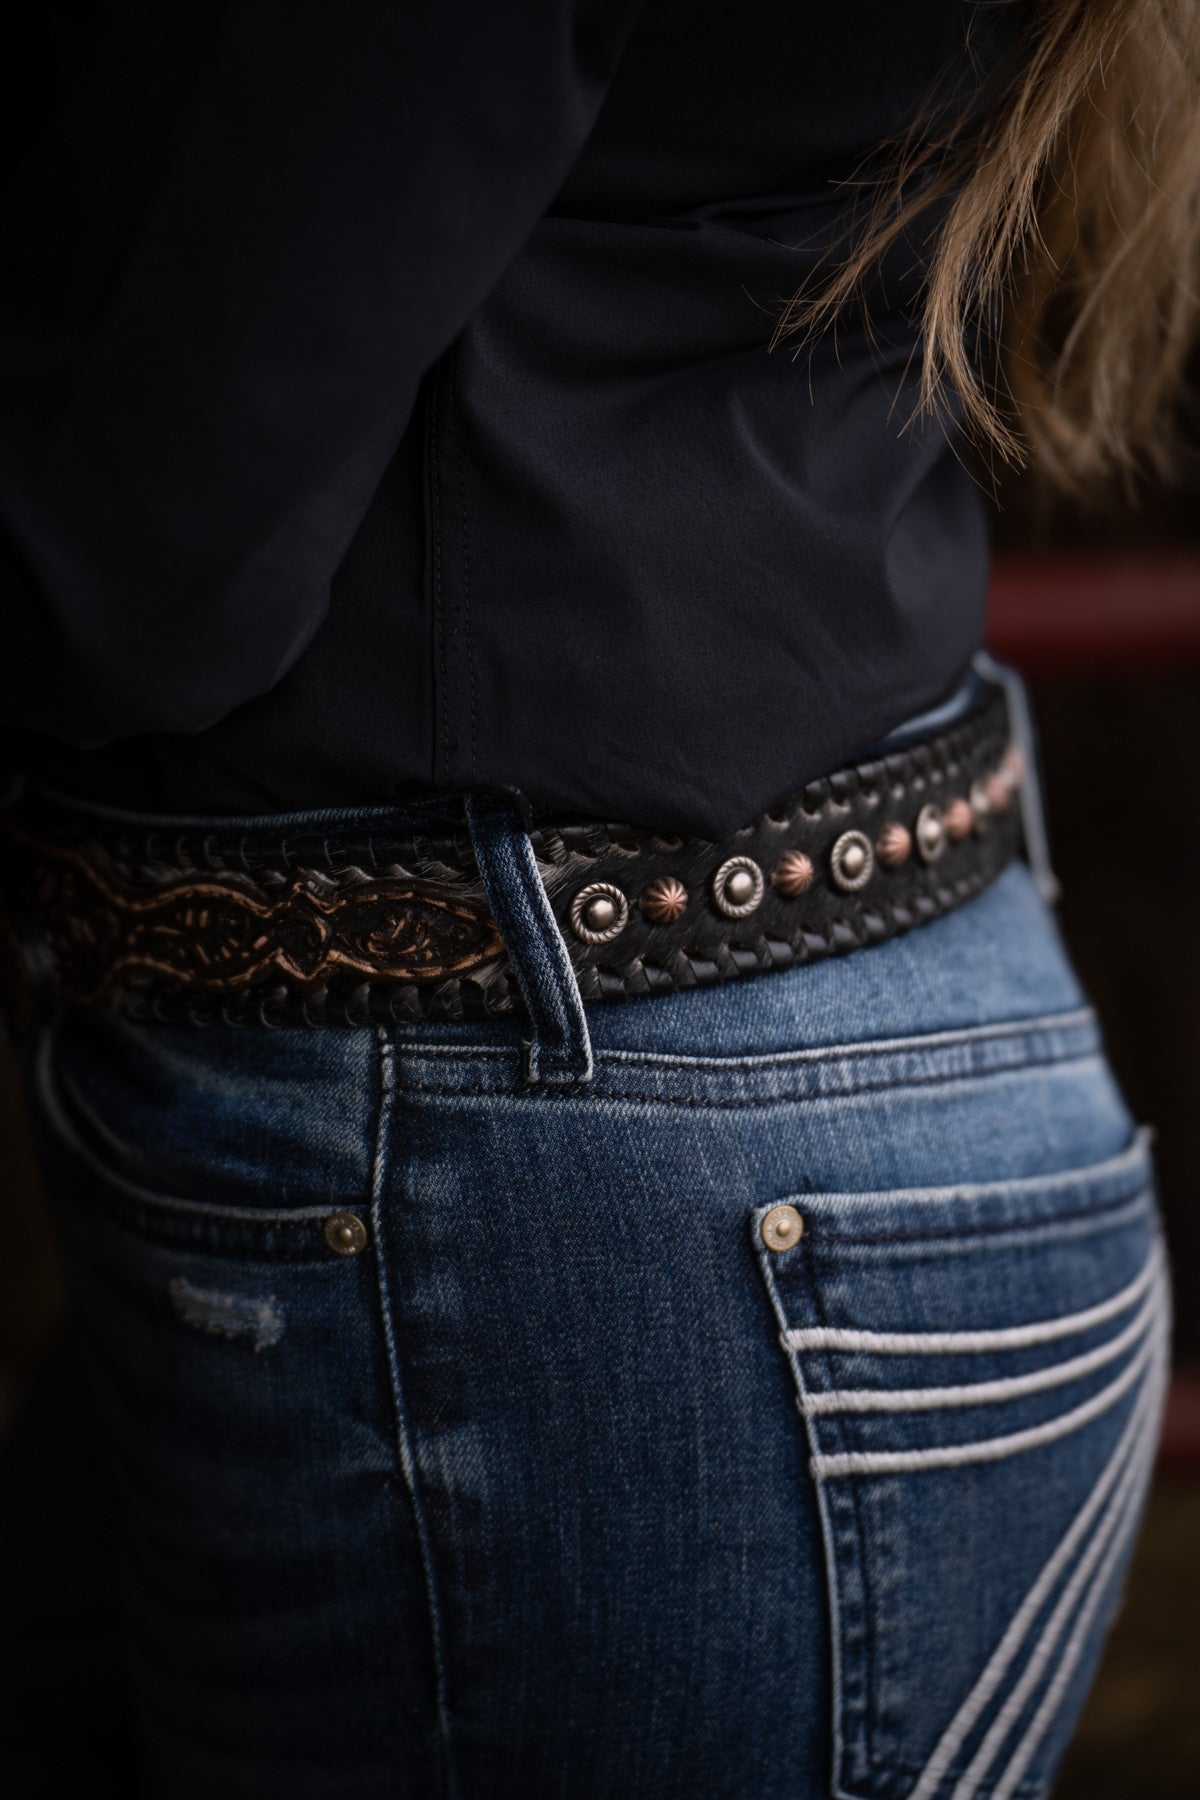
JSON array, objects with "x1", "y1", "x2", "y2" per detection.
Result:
[
  {"x1": 761, "y1": 1204, "x2": 804, "y2": 1252},
  {"x1": 324, "y1": 1212, "x2": 368, "y2": 1257}
]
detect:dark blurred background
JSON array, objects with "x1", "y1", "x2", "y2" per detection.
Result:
[
  {"x1": 0, "y1": 459, "x2": 1197, "y2": 1795},
  {"x1": 986, "y1": 457, "x2": 1200, "y2": 1799}
]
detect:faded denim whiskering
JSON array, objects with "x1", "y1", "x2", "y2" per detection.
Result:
[{"x1": 18, "y1": 816, "x2": 1169, "y2": 1799}]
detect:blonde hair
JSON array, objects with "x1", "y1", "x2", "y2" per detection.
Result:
[{"x1": 769, "y1": 0, "x2": 1200, "y2": 496}]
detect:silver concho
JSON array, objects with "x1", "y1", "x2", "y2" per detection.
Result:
[
  {"x1": 569, "y1": 882, "x2": 630, "y2": 944},
  {"x1": 711, "y1": 855, "x2": 765, "y2": 918},
  {"x1": 829, "y1": 830, "x2": 875, "y2": 892},
  {"x1": 915, "y1": 804, "x2": 947, "y2": 863}
]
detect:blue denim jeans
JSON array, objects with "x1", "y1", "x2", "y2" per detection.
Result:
[{"x1": 13, "y1": 726, "x2": 1169, "y2": 1799}]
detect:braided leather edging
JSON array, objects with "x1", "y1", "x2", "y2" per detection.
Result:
[{"x1": 0, "y1": 684, "x2": 1023, "y2": 1027}]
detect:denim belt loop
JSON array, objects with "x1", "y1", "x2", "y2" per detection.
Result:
[
  {"x1": 972, "y1": 650, "x2": 1061, "y2": 906},
  {"x1": 463, "y1": 790, "x2": 595, "y2": 1086}
]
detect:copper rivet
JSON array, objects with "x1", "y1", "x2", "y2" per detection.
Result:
[
  {"x1": 830, "y1": 830, "x2": 874, "y2": 893},
  {"x1": 915, "y1": 804, "x2": 946, "y2": 863},
  {"x1": 640, "y1": 876, "x2": 688, "y2": 924},
  {"x1": 970, "y1": 778, "x2": 992, "y2": 829},
  {"x1": 985, "y1": 772, "x2": 1011, "y2": 812},
  {"x1": 761, "y1": 1204, "x2": 804, "y2": 1253},
  {"x1": 712, "y1": 855, "x2": 765, "y2": 918},
  {"x1": 944, "y1": 798, "x2": 973, "y2": 841},
  {"x1": 324, "y1": 1212, "x2": 368, "y2": 1257},
  {"x1": 875, "y1": 823, "x2": 912, "y2": 869},
  {"x1": 771, "y1": 850, "x2": 814, "y2": 896},
  {"x1": 570, "y1": 882, "x2": 630, "y2": 944}
]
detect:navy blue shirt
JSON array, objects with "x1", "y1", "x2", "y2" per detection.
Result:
[{"x1": 0, "y1": 1, "x2": 1029, "y2": 838}]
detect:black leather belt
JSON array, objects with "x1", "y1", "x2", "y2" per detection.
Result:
[{"x1": 0, "y1": 681, "x2": 1024, "y2": 1032}]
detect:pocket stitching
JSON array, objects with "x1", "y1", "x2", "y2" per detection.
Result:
[
  {"x1": 770, "y1": 1261, "x2": 924, "y2": 1791},
  {"x1": 32, "y1": 1020, "x2": 338, "y2": 1258},
  {"x1": 752, "y1": 1145, "x2": 1165, "y2": 1799}
]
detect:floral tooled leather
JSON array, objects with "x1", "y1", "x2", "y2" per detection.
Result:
[{"x1": 12, "y1": 833, "x2": 505, "y2": 1005}]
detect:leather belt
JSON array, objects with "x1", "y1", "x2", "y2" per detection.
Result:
[{"x1": 0, "y1": 682, "x2": 1024, "y2": 1032}]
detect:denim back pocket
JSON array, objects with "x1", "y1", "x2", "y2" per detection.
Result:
[{"x1": 752, "y1": 1131, "x2": 1168, "y2": 1800}]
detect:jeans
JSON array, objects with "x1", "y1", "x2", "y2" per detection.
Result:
[{"x1": 11, "y1": 727, "x2": 1169, "y2": 1799}]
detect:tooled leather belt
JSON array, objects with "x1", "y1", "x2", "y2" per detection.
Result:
[{"x1": 0, "y1": 681, "x2": 1025, "y2": 1032}]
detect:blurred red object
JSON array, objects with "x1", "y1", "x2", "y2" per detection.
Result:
[
  {"x1": 988, "y1": 556, "x2": 1200, "y2": 668},
  {"x1": 1158, "y1": 1369, "x2": 1200, "y2": 1475}
]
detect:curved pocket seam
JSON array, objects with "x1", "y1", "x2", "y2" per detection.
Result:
[{"x1": 31, "y1": 1019, "x2": 341, "y2": 1255}]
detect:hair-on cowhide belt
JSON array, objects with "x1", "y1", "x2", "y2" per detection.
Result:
[{"x1": 0, "y1": 683, "x2": 1025, "y2": 1032}]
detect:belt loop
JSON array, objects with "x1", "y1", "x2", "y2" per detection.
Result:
[
  {"x1": 463, "y1": 790, "x2": 594, "y2": 1086},
  {"x1": 972, "y1": 651, "x2": 1061, "y2": 906}
]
